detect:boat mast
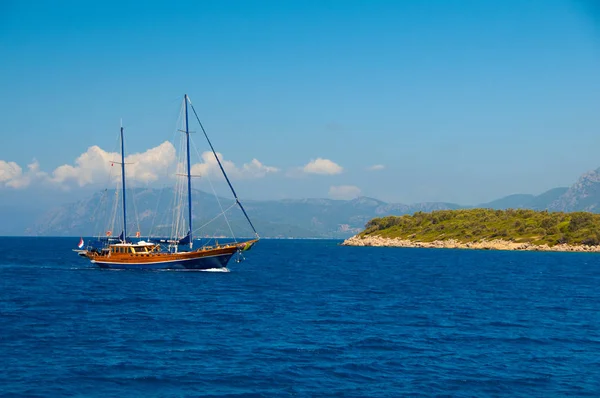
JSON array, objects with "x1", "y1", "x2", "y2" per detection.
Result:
[
  {"x1": 120, "y1": 124, "x2": 127, "y2": 243},
  {"x1": 184, "y1": 94, "x2": 193, "y2": 249}
]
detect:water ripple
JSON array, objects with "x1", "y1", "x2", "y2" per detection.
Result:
[{"x1": 1, "y1": 238, "x2": 600, "y2": 396}]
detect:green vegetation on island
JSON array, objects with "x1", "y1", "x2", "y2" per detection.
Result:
[{"x1": 362, "y1": 209, "x2": 600, "y2": 246}]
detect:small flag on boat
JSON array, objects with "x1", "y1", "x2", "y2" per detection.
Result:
[{"x1": 78, "y1": 237, "x2": 84, "y2": 249}]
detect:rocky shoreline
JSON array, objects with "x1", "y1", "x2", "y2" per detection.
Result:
[{"x1": 341, "y1": 234, "x2": 600, "y2": 252}]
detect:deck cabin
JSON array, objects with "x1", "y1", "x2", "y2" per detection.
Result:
[{"x1": 107, "y1": 241, "x2": 160, "y2": 256}]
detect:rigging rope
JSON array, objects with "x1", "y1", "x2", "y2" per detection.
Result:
[
  {"x1": 93, "y1": 134, "x2": 121, "y2": 240},
  {"x1": 108, "y1": 183, "x2": 119, "y2": 238},
  {"x1": 149, "y1": 104, "x2": 185, "y2": 239},
  {"x1": 187, "y1": 98, "x2": 259, "y2": 238},
  {"x1": 121, "y1": 137, "x2": 142, "y2": 240},
  {"x1": 194, "y1": 202, "x2": 238, "y2": 233},
  {"x1": 148, "y1": 185, "x2": 165, "y2": 239},
  {"x1": 131, "y1": 186, "x2": 141, "y2": 240},
  {"x1": 190, "y1": 138, "x2": 238, "y2": 243},
  {"x1": 92, "y1": 189, "x2": 108, "y2": 240}
]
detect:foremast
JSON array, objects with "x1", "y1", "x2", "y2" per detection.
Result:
[{"x1": 120, "y1": 124, "x2": 127, "y2": 243}]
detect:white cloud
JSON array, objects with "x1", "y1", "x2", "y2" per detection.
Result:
[
  {"x1": 0, "y1": 160, "x2": 22, "y2": 184},
  {"x1": 125, "y1": 142, "x2": 177, "y2": 183},
  {"x1": 0, "y1": 160, "x2": 47, "y2": 189},
  {"x1": 329, "y1": 185, "x2": 361, "y2": 200},
  {"x1": 242, "y1": 158, "x2": 279, "y2": 177},
  {"x1": 8, "y1": 160, "x2": 47, "y2": 189},
  {"x1": 191, "y1": 151, "x2": 278, "y2": 180},
  {"x1": 367, "y1": 164, "x2": 385, "y2": 171},
  {"x1": 303, "y1": 158, "x2": 343, "y2": 175},
  {"x1": 0, "y1": 143, "x2": 277, "y2": 190},
  {"x1": 50, "y1": 141, "x2": 177, "y2": 187}
]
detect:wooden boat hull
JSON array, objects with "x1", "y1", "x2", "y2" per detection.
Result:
[{"x1": 88, "y1": 245, "x2": 240, "y2": 270}]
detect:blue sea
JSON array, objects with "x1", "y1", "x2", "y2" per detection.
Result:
[{"x1": 1, "y1": 237, "x2": 600, "y2": 397}]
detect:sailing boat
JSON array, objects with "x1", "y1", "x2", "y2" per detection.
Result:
[{"x1": 81, "y1": 94, "x2": 258, "y2": 269}]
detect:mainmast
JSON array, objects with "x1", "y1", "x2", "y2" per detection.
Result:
[
  {"x1": 120, "y1": 124, "x2": 127, "y2": 243},
  {"x1": 184, "y1": 94, "x2": 193, "y2": 249}
]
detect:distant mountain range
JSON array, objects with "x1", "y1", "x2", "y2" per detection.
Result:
[
  {"x1": 479, "y1": 168, "x2": 600, "y2": 213},
  {"x1": 13, "y1": 167, "x2": 600, "y2": 238},
  {"x1": 23, "y1": 188, "x2": 464, "y2": 239},
  {"x1": 478, "y1": 187, "x2": 568, "y2": 210}
]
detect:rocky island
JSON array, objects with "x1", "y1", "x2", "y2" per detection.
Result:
[{"x1": 341, "y1": 209, "x2": 600, "y2": 252}]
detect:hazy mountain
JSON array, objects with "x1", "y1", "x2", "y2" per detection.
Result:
[
  {"x1": 478, "y1": 188, "x2": 568, "y2": 210},
  {"x1": 24, "y1": 188, "x2": 463, "y2": 238},
  {"x1": 468, "y1": 169, "x2": 600, "y2": 214},
  {"x1": 0, "y1": 204, "x2": 46, "y2": 236},
  {"x1": 478, "y1": 194, "x2": 536, "y2": 209},
  {"x1": 533, "y1": 188, "x2": 571, "y2": 209},
  {"x1": 11, "y1": 166, "x2": 600, "y2": 238},
  {"x1": 547, "y1": 168, "x2": 600, "y2": 212}
]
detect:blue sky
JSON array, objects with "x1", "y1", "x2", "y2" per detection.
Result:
[{"x1": 1, "y1": 0, "x2": 600, "y2": 205}]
